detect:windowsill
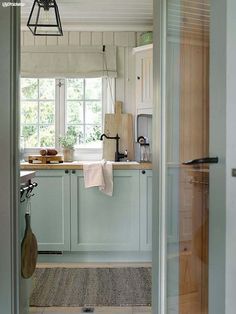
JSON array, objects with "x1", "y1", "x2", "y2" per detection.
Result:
[{"x1": 22, "y1": 147, "x2": 103, "y2": 161}]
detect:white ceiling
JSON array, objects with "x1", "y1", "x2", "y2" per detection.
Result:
[
  {"x1": 21, "y1": 0, "x2": 210, "y2": 35},
  {"x1": 21, "y1": 0, "x2": 154, "y2": 31}
]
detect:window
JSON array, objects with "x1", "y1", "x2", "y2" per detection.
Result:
[
  {"x1": 20, "y1": 77, "x2": 104, "y2": 149},
  {"x1": 21, "y1": 78, "x2": 56, "y2": 147},
  {"x1": 66, "y1": 78, "x2": 102, "y2": 146}
]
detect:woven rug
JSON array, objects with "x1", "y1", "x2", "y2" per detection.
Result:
[{"x1": 30, "y1": 267, "x2": 152, "y2": 307}]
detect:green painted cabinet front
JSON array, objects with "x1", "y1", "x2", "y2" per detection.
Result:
[
  {"x1": 70, "y1": 170, "x2": 140, "y2": 251},
  {"x1": 30, "y1": 170, "x2": 70, "y2": 251},
  {"x1": 140, "y1": 170, "x2": 152, "y2": 251}
]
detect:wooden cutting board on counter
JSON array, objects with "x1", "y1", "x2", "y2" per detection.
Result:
[{"x1": 103, "y1": 101, "x2": 134, "y2": 161}]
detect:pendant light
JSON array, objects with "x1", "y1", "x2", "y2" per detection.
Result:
[{"x1": 27, "y1": 0, "x2": 63, "y2": 36}]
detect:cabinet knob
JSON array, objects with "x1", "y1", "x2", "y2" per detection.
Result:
[
  {"x1": 72, "y1": 170, "x2": 76, "y2": 174},
  {"x1": 142, "y1": 170, "x2": 146, "y2": 174},
  {"x1": 65, "y1": 170, "x2": 69, "y2": 174}
]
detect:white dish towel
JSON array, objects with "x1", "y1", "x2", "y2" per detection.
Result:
[{"x1": 83, "y1": 160, "x2": 113, "y2": 196}]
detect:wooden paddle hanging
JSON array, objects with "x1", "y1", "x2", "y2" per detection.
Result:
[{"x1": 21, "y1": 201, "x2": 38, "y2": 279}]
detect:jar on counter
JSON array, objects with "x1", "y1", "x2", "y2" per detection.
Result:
[{"x1": 137, "y1": 136, "x2": 151, "y2": 163}]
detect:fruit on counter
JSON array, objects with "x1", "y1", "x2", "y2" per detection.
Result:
[{"x1": 40, "y1": 149, "x2": 58, "y2": 156}]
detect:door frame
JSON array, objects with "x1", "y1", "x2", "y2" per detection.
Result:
[{"x1": 0, "y1": 5, "x2": 21, "y2": 314}]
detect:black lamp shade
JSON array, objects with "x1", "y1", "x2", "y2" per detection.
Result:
[{"x1": 27, "y1": 0, "x2": 63, "y2": 36}]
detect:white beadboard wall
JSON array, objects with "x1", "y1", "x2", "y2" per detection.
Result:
[{"x1": 21, "y1": 31, "x2": 143, "y2": 116}]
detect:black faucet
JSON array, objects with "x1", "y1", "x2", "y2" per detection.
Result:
[{"x1": 100, "y1": 133, "x2": 128, "y2": 162}]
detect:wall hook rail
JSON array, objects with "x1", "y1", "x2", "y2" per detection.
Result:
[{"x1": 20, "y1": 181, "x2": 38, "y2": 203}]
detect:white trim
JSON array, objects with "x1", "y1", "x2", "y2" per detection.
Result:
[
  {"x1": 132, "y1": 44, "x2": 153, "y2": 54},
  {"x1": 158, "y1": 0, "x2": 167, "y2": 312}
]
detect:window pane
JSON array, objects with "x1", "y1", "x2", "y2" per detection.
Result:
[
  {"x1": 21, "y1": 78, "x2": 38, "y2": 100},
  {"x1": 39, "y1": 101, "x2": 55, "y2": 124},
  {"x1": 39, "y1": 125, "x2": 55, "y2": 147},
  {"x1": 85, "y1": 78, "x2": 102, "y2": 100},
  {"x1": 67, "y1": 79, "x2": 83, "y2": 100},
  {"x1": 85, "y1": 125, "x2": 102, "y2": 143},
  {"x1": 67, "y1": 125, "x2": 84, "y2": 144},
  {"x1": 22, "y1": 125, "x2": 38, "y2": 147},
  {"x1": 39, "y1": 79, "x2": 55, "y2": 100},
  {"x1": 85, "y1": 101, "x2": 102, "y2": 124},
  {"x1": 21, "y1": 101, "x2": 38, "y2": 124},
  {"x1": 67, "y1": 101, "x2": 83, "y2": 124}
]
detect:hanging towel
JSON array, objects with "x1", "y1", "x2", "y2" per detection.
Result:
[
  {"x1": 99, "y1": 160, "x2": 113, "y2": 196},
  {"x1": 83, "y1": 160, "x2": 113, "y2": 196},
  {"x1": 83, "y1": 162, "x2": 105, "y2": 188}
]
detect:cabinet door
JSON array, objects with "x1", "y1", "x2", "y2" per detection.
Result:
[
  {"x1": 71, "y1": 170, "x2": 140, "y2": 251},
  {"x1": 136, "y1": 49, "x2": 153, "y2": 112},
  {"x1": 30, "y1": 170, "x2": 70, "y2": 251},
  {"x1": 140, "y1": 170, "x2": 152, "y2": 251}
]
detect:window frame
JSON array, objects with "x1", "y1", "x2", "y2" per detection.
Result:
[
  {"x1": 21, "y1": 77, "x2": 113, "y2": 160},
  {"x1": 20, "y1": 78, "x2": 57, "y2": 148}
]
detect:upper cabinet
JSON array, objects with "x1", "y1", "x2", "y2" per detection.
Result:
[{"x1": 133, "y1": 44, "x2": 153, "y2": 115}]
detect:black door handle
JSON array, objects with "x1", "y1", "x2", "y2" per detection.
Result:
[{"x1": 182, "y1": 157, "x2": 219, "y2": 165}]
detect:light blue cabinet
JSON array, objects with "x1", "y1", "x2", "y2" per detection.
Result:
[
  {"x1": 29, "y1": 169, "x2": 152, "y2": 255},
  {"x1": 70, "y1": 170, "x2": 140, "y2": 251},
  {"x1": 30, "y1": 170, "x2": 70, "y2": 251},
  {"x1": 140, "y1": 170, "x2": 153, "y2": 251}
]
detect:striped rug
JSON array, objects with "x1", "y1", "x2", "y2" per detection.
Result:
[{"x1": 30, "y1": 267, "x2": 152, "y2": 307}]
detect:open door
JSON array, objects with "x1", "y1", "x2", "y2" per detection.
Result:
[{"x1": 161, "y1": 0, "x2": 214, "y2": 313}]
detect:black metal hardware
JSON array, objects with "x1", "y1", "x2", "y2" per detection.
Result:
[
  {"x1": 82, "y1": 308, "x2": 94, "y2": 313},
  {"x1": 27, "y1": 0, "x2": 63, "y2": 36},
  {"x1": 182, "y1": 157, "x2": 219, "y2": 165},
  {"x1": 65, "y1": 169, "x2": 69, "y2": 174},
  {"x1": 137, "y1": 76, "x2": 141, "y2": 80},
  {"x1": 72, "y1": 170, "x2": 76, "y2": 174},
  {"x1": 142, "y1": 170, "x2": 146, "y2": 174},
  {"x1": 38, "y1": 251, "x2": 62, "y2": 255},
  {"x1": 100, "y1": 133, "x2": 128, "y2": 162},
  {"x1": 20, "y1": 181, "x2": 38, "y2": 203}
]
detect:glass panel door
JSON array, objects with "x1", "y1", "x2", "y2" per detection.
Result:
[{"x1": 164, "y1": 0, "x2": 211, "y2": 313}]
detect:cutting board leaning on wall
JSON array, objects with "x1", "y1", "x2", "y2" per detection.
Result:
[{"x1": 103, "y1": 101, "x2": 134, "y2": 161}]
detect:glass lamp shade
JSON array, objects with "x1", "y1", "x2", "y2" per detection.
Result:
[{"x1": 27, "y1": 0, "x2": 63, "y2": 36}]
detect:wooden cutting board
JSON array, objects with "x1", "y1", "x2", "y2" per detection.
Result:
[
  {"x1": 103, "y1": 101, "x2": 134, "y2": 161},
  {"x1": 21, "y1": 213, "x2": 38, "y2": 279}
]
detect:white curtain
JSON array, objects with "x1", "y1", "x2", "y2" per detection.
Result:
[{"x1": 21, "y1": 45, "x2": 117, "y2": 78}]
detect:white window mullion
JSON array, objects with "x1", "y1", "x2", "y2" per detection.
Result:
[
  {"x1": 56, "y1": 78, "x2": 66, "y2": 149},
  {"x1": 83, "y1": 78, "x2": 86, "y2": 142}
]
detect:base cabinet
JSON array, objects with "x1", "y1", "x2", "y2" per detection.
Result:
[
  {"x1": 30, "y1": 169, "x2": 152, "y2": 257},
  {"x1": 140, "y1": 170, "x2": 152, "y2": 251},
  {"x1": 30, "y1": 170, "x2": 70, "y2": 251},
  {"x1": 71, "y1": 170, "x2": 140, "y2": 251}
]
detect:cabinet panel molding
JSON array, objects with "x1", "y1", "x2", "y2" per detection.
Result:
[{"x1": 71, "y1": 170, "x2": 140, "y2": 251}]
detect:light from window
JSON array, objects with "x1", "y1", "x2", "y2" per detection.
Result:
[
  {"x1": 21, "y1": 78, "x2": 56, "y2": 147},
  {"x1": 66, "y1": 78, "x2": 102, "y2": 147}
]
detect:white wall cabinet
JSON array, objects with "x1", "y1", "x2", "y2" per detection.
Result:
[{"x1": 133, "y1": 44, "x2": 153, "y2": 115}]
